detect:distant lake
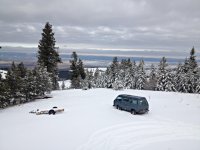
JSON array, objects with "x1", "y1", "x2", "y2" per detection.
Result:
[{"x1": 0, "y1": 51, "x2": 199, "y2": 68}]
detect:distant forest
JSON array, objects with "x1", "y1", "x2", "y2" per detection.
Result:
[{"x1": 70, "y1": 47, "x2": 200, "y2": 94}]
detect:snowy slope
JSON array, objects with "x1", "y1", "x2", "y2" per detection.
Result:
[{"x1": 0, "y1": 89, "x2": 200, "y2": 150}]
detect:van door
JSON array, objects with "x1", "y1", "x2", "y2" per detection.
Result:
[
  {"x1": 130, "y1": 98, "x2": 138, "y2": 111},
  {"x1": 122, "y1": 97, "x2": 132, "y2": 111}
]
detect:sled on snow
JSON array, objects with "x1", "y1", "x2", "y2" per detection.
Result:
[{"x1": 29, "y1": 107, "x2": 64, "y2": 115}]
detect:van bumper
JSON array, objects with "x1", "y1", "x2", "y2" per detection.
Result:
[{"x1": 138, "y1": 109, "x2": 149, "y2": 114}]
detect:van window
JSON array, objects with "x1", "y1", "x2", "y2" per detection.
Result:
[
  {"x1": 123, "y1": 97, "x2": 129, "y2": 102},
  {"x1": 116, "y1": 96, "x2": 122, "y2": 101},
  {"x1": 131, "y1": 99, "x2": 137, "y2": 105}
]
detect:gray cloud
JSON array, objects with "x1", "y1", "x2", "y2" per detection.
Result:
[{"x1": 0, "y1": 0, "x2": 200, "y2": 52}]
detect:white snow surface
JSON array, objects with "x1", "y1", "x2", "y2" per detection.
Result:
[
  {"x1": 0, "y1": 69, "x2": 7, "y2": 79},
  {"x1": 0, "y1": 89, "x2": 200, "y2": 150}
]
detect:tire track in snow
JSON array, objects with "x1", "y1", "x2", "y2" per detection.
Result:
[{"x1": 77, "y1": 118, "x2": 200, "y2": 150}]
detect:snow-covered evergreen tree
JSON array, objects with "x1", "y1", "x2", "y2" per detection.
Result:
[
  {"x1": 188, "y1": 47, "x2": 199, "y2": 93},
  {"x1": 0, "y1": 74, "x2": 10, "y2": 108},
  {"x1": 156, "y1": 57, "x2": 176, "y2": 91},
  {"x1": 129, "y1": 61, "x2": 137, "y2": 89},
  {"x1": 81, "y1": 69, "x2": 94, "y2": 89},
  {"x1": 119, "y1": 59, "x2": 132, "y2": 89},
  {"x1": 95, "y1": 69, "x2": 106, "y2": 88},
  {"x1": 135, "y1": 60, "x2": 146, "y2": 90},
  {"x1": 70, "y1": 52, "x2": 86, "y2": 89},
  {"x1": 23, "y1": 70, "x2": 37, "y2": 100},
  {"x1": 93, "y1": 68, "x2": 100, "y2": 87},
  {"x1": 32, "y1": 66, "x2": 52, "y2": 96},
  {"x1": 195, "y1": 69, "x2": 200, "y2": 93},
  {"x1": 147, "y1": 64, "x2": 157, "y2": 90},
  {"x1": 175, "y1": 63, "x2": 185, "y2": 92},
  {"x1": 179, "y1": 47, "x2": 199, "y2": 93},
  {"x1": 5, "y1": 62, "x2": 22, "y2": 103},
  {"x1": 37, "y1": 22, "x2": 62, "y2": 90}
]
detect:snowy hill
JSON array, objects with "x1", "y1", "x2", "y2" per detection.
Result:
[{"x1": 0, "y1": 89, "x2": 200, "y2": 150}]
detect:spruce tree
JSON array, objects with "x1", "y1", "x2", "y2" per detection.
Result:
[
  {"x1": 157, "y1": 57, "x2": 176, "y2": 92},
  {"x1": 37, "y1": 22, "x2": 61, "y2": 90},
  {"x1": 135, "y1": 59, "x2": 146, "y2": 90},
  {"x1": 0, "y1": 74, "x2": 10, "y2": 108},
  {"x1": 180, "y1": 47, "x2": 198, "y2": 93},
  {"x1": 189, "y1": 47, "x2": 198, "y2": 72},
  {"x1": 93, "y1": 68, "x2": 100, "y2": 87},
  {"x1": 130, "y1": 61, "x2": 137, "y2": 89},
  {"x1": 119, "y1": 58, "x2": 132, "y2": 89},
  {"x1": 175, "y1": 63, "x2": 185, "y2": 92},
  {"x1": 105, "y1": 57, "x2": 119, "y2": 88},
  {"x1": 70, "y1": 52, "x2": 85, "y2": 88},
  {"x1": 6, "y1": 62, "x2": 20, "y2": 103},
  {"x1": 32, "y1": 66, "x2": 52, "y2": 96},
  {"x1": 148, "y1": 64, "x2": 157, "y2": 90}
]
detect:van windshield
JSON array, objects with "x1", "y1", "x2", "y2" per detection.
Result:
[{"x1": 138, "y1": 98, "x2": 148, "y2": 106}]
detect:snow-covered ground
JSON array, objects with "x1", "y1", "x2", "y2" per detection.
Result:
[
  {"x1": 0, "y1": 89, "x2": 200, "y2": 150},
  {"x1": 0, "y1": 69, "x2": 7, "y2": 79}
]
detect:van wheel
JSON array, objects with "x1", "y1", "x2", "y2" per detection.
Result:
[
  {"x1": 131, "y1": 110, "x2": 136, "y2": 115},
  {"x1": 116, "y1": 105, "x2": 119, "y2": 109},
  {"x1": 49, "y1": 109, "x2": 55, "y2": 115}
]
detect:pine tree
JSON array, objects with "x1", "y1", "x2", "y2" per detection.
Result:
[
  {"x1": 70, "y1": 52, "x2": 85, "y2": 88},
  {"x1": 16, "y1": 62, "x2": 28, "y2": 103},
  {"x1": 94, "y1": 68, "x2": 105, "y2": 88},
  {"x1": 23, "y1": 70, "x2": 37, "y2": 100},
  {"x1": 119, "y1": 58, "x2": 132, "y2": 89},
  {"x1": 0, "y1": 74, "x2": 10, "y2": 108},
  {"x1": 93, "y1": 68, "x2": 100, "y2": 87},
  {"x1": 135, "y1": 59, "x2": 146, "y2": 90},
  {"x1": 188, "y1": 47, "x2": 198, "y2": 93},
  {"x1": 82, "y1": 69, "x2": 94, "y2": 89},
  {"x1": 110, "y1": 57, "x2": 119, "y2": 84},
  {"x1": 6, "y1": 62, "x2": 21, "y2": 103},
  {"x1": 175, "y1": 63, "x2": 185, "y2": 92},
  {"x1": 189, "y1": 47, "x2": 198, "y2": 72},
  {"x1": 129, "y1": 61, "x2": 137, "y2": 89},
  {"x1": 147, "y1": 64, "x2": 157, "y2": 90},
  {"x1": 156, "y1": 57, "x2": 176, "y2": 91},
  {"x1": 37, "y1": 22, "x2": 62, "y2": 90},
  {"x1": 105, "y1": 57, "x2": 119, "y2": 88},
  {"x1": 195, "y1": 69, "x2": 200, "y2": 93},
  {"x1": 32, "y1": 66, "x2": 52, "y2": 96},
  {"x1": 180, "y1": 47, "x2": 198, "y2": 93}
]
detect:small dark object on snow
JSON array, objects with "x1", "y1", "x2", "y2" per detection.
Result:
[{"x1": 49, "y1": 109, "x2": 56, "y2": 115}]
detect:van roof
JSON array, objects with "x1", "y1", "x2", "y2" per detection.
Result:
[{"x1": 118, "y1": 94, "x2": 146, "y2": 100}]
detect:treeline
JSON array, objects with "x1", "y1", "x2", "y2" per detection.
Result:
[
  {"x1": 78, "y1": 47, "x2": 200, "y2": 93},
  {"x1": 0, "y1": 62, "x2": 52, "y2": 108}
]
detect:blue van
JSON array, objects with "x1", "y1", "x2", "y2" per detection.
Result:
[{"x1": 113, "y1": 94, "x2": 149, "y2": 114}]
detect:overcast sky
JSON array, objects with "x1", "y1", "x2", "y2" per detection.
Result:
[{"x1": 0, "y1": 0, "x2": 200, "y2": 52}]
